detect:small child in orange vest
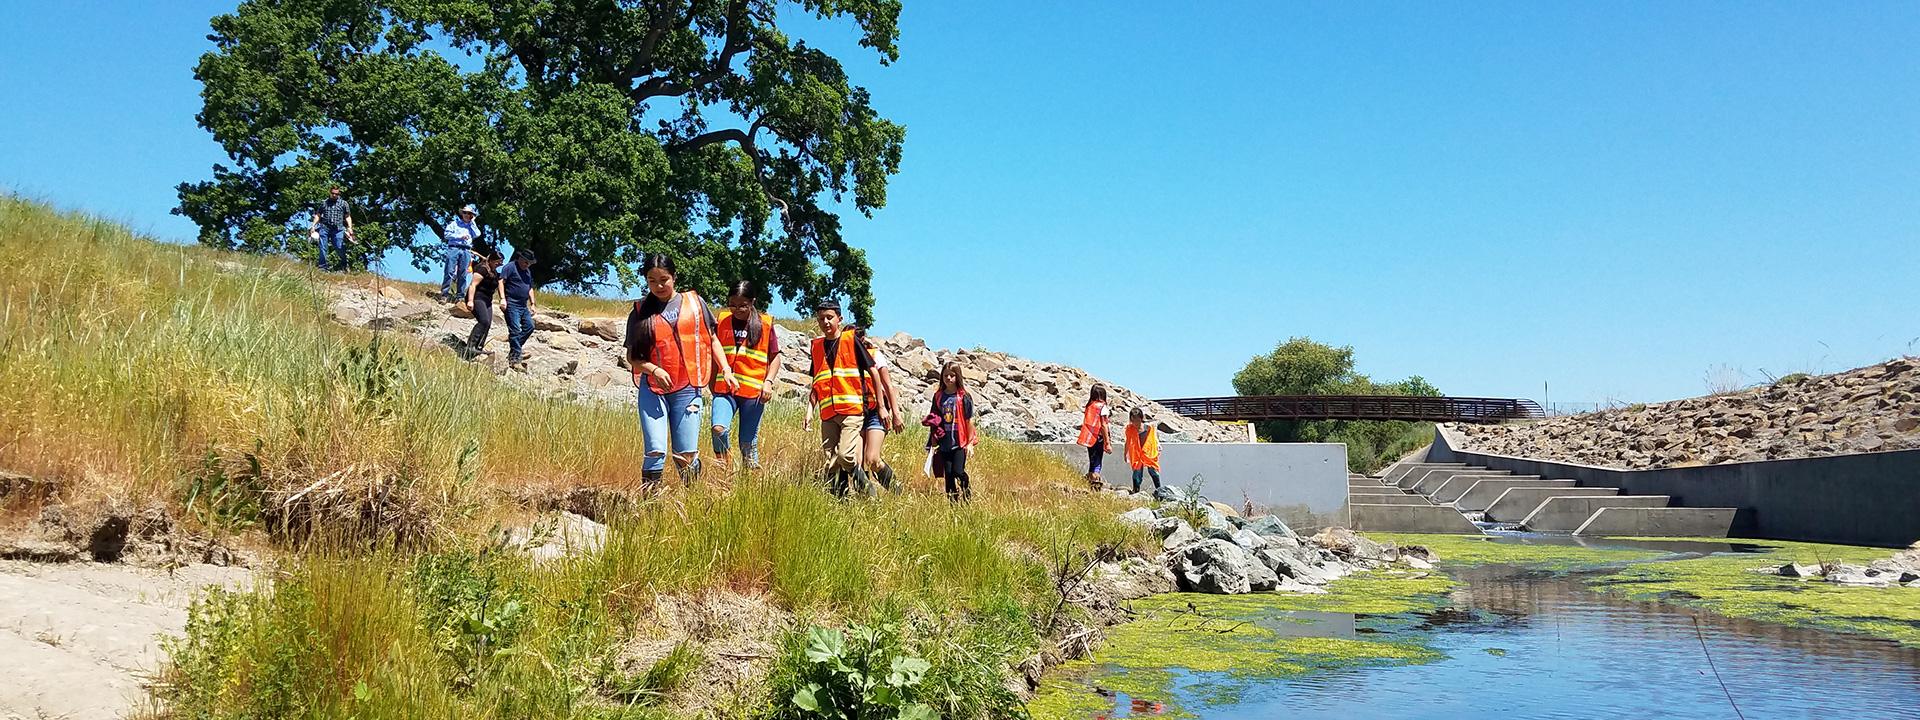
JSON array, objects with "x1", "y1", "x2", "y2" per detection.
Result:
[
  {"x1": 1076, "y1": 385, "x2": 1111, "y2": 490},
  {"x1": 1125, "y1": 408, "x2": 1162, "y2": 494}
]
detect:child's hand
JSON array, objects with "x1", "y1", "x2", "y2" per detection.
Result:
[{"x1": 650, "y1": 367, "x2": 671, "y2": 387}]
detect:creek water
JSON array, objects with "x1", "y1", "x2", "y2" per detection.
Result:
[{"x1": 1085, "y1": 537, "x2": 1920, "y2": 720}]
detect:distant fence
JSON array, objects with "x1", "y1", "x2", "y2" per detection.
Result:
[{"x1": 1155, "y1": 395, "x2": 1545, "y2": 423}]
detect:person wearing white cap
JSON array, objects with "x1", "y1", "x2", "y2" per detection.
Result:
[{"x1": 441, "y1": 204, "x2": 483, "y2": 303}]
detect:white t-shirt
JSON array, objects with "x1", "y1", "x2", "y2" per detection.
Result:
[{"x1": 869, "y1": 349, "x2": 891, "y2": 369}]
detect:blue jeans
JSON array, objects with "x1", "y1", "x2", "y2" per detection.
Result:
[
  {"x1": 710, "y1": 394, "x2": 767, "y2": 468},
  {"x1": 441, "y1": 245, "x2": 470, "y2": 300},
  {"x1": 504, "y1": 303, "x2": 533, "y2": 363},
  {"x1": 638, "y1": 384, "x2": 704, "y2": 474},
  {"x1": 315, "y1": 226, "x2": 347, "y2": 270}
]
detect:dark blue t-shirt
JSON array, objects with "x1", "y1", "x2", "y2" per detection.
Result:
[{"x1": 499, "y1": 262, "x2": 535, "y2": 305}]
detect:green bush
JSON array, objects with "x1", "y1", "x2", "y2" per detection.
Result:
[{"x1": 772, "y1": 623, "x2": 938, "y2": 720}]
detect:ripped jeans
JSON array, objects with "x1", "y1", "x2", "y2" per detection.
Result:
[{"x1": 637, "y1": 383, "x2": 704, "y2": 476}]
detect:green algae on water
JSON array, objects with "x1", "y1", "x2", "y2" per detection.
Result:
[
  {"x1": 1366, "y1": 533, "x2": 1668, "y2": 570},
  {"x1": 1584, "y1": 538, "x2": 1920, "y2": 647},
  {"x1": 1028, "y1": 572, "x2": 1451, "y2": 719}
]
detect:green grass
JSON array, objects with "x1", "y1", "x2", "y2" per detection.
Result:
[{"x1": 0, "y1": 195, "x2": 1150, "y2": 718}]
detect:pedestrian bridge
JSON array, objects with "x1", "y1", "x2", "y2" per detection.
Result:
[{"x1": 1153, "y1": 395, "x2": 1544, "y2": 423}]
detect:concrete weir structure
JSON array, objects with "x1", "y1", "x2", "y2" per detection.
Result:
[
  {"x1": 1032, "y1": 442, "x2": 1349, "y2": 531},
  {"x1": 1429, "y1": 425, "x2": 1920, "y2": 547}
]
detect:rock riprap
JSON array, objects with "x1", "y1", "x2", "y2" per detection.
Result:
[
  {"x1": 323, "y1": 283, "x2": 1239, "y2": 443},
  {"x1": 1120, "y1": 503, "x2": 1435, "y2": 595},
  {"x1": 1450, "y1": 358, "x2": 1920, "y2": 469}
]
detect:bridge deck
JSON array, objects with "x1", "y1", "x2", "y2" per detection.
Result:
[{"x1": 1154, "y1": 395, "x2": 1544, "y2": 423}]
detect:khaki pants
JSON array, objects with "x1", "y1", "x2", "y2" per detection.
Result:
[{"x1": 819, "y1": 414, "x2": 863, "y2": 474}]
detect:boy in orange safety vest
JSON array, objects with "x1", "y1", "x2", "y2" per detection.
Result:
[
  {"x1": 804, "y1": 300, "x2": 878, "y2": 496},
  {"x1": 1125, "y1": 407, "x2": 1162, "y2": 494}
]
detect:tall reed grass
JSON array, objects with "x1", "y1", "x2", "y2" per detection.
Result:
[{"x1": 0, "y1": 195, "x2": 1143, "y2": 717}]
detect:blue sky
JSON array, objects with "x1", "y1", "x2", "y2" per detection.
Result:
[{"x1": 4, "y1": 2, "x2": 1917, "y2": 404}]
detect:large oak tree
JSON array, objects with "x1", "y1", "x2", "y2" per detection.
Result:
[{"x1": 176, "y1": 0, "x2": 903, "y2": 323}]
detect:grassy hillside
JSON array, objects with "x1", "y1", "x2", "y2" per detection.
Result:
[{"x1": 0, "y1": 195, "x2": 1143, "y2": 718}]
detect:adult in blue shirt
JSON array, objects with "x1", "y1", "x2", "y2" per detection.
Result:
[
  {"x1": 441, "y1": 204, "x2": 482, "y2": 303},
  {"x1": 498, "y1": 248, "x2": 539, "y2": 370}
]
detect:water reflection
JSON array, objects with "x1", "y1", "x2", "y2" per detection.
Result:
[{"x1": 1079, "y1": 564, "x2": 1920, "y2": 720}]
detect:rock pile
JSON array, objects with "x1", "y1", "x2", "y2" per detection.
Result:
[
  {"x1": 323, "y1": 283, "x2": 1239, "y2": 443},
  {"x1": 1450, "y1": 358, "x2": 1920, "y2": 469},
  {"x1": 1751, "y1": 543, "x2": 1920, "y2": 588},
  {"x1": 1115, "y1": 503, "x2": 1433, "y2": 596}
]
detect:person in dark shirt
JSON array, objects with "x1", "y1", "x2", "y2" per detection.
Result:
[
  {"x1": 622, "y1": 254, "x2": 734, "y2": 486},
  {"x1": 925, "y1": 361, "x2": 977, "y2": 501},
  {"x1": 463, "y1": 247, "x2": 504, "y2": 360},
  {"x1": 498, "y1": 249, "x2": 538, "y2": 369},
  {"x1": 308, "y1": 187, "x2": 354, "y2": 271}
]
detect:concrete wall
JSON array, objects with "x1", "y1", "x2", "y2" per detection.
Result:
[
  {"x1": 1032, "y1": 442, "x2": 1349, "y2": 531},
  {"x1": 1430, "y1": 426, "x2": 1920, "y2": 547}
]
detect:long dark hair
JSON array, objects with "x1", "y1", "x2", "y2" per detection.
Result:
[
  {"x1": 1087, "y1": 384, "x2": 1108, "y2": 407},
  {"x1": 727, "y1": 280, "x2": 763, "y2": 348},
  {"x1": 634, "y1": 253, "x2": 679, "y2": 323},
  {"x1": 939, "y1": 360, "x2": 966, "y2": 394}
]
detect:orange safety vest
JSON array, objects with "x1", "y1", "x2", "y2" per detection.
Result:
[
  {"x1": 1076, "y1": 401, "x2": 1108, "y2": 450},
  {"x1": 712, "y1": 310, "x2": 775, "y2": 399},
  {"x1": 810, "y1": 330, "x2": 873, "y2": 419},
  {"x1": 635, "y1": 291, "x2": 714, "y2": 394},
  {"x1": 1126, "y1": 422, "x2": 1159, "y2": 471},
  {"x1": 938, "y1": 389, "x2": 975, "y2": 449}
]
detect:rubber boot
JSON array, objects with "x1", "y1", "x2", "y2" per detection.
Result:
[
  {"x1": 681, "y1": 457, "x2": 701, "y2": 487},
  {"x1": 874, "y1": 463, "x2": 896, "y2": 492},
  {"x1": 642, "y1": 468, "x2": 665, "y2": 491},
  {"x1": 850, "y1": 466, "x2": 875, "y2": 498}
]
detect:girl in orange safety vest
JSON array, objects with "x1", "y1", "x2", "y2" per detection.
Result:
[
  {"x1": 1076, "y1": 385, "x2": 1111, "y2": 490},
  {"x1": 1125, "y1": 407, "x2": 1162, "y2": 494},
  {"x1": 624, "y1": 254, "x2": 735, "y2": 487},
  {"x1": 710, "y1": 280, "x2": 779, "y2": 471}
]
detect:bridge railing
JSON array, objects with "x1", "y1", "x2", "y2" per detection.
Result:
[{"x1": 1153, "y1": 395, "x2": 1545, "y2": 423}]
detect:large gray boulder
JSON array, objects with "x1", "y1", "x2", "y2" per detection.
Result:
[
  {"x1": 1176, "y1": 539, "x2": 1264, "y2": 594},
  {"x1": 1257, "y1": 545, "x2": 1344, "y2": 586},
  {"x1": 1230, "y1": 528, "x2": 1268, "y2": 553},
  {"x1": 505, "y1": 512, "x2": 607, "y2": 564},
  {"x1": 1161, "y1": 522, "x2": 1202, "y2": 551},
  {"x1": 1118, "y1": 507, "x2": 1158, "y2": 527},
  {"x1": 1244, "y1": 515, "x2": 1297, "y2": 539}
]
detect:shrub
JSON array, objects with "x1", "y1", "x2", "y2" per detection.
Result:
[{"x1": 772, "y1": 623, "x2": 938, "y2": 720}]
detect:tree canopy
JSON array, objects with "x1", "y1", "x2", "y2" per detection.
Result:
[
  {"x1": 1234, "y1": 337, "x2": 1442, "y2": 470},
  {"x1": 175, "y1": 0, "x2": 905, "y2": 324}
]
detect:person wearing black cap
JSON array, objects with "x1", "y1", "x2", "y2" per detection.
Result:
[{"x1": 498, "y1": 248, "x2": 538, "y2": 370}]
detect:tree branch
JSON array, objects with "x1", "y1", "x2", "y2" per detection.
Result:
[{"x1": 628, "y1": 0, "x2": 750, "y2": 102}]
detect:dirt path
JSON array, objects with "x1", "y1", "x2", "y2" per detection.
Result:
[{"x1": 0, "y1": 561, "x2": 252, "y2": 720}]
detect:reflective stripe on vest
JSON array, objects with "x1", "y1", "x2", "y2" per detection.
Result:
[
  {"x1": 713, "y1": 310, "x2": 775, "y2": 399},
  {"x1": 810, "y1": 330, "x2": 871, "y2": 419},
  {"x1": 643, "y1": 291, "x2": 714, "y2": 394}
]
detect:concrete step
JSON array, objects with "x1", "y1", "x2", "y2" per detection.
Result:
[
  {"x1": 1349, "y1": 493, "x2": 1430, "y2": 506},
  {"x1": 1413, "y1": 468, "x2": 1513, "y2": 496},
  {"x1": 1574, "y1": 507, "x2": 1737, "y2": 537},
  {"x1": 1382, "y1": 463, "x2": 1466, "y2": 488},
  {"x1": 1522, "y1": 496, "x2": 1672, "y2": 532},
  {"x1": 1454, "y1": 479, "x2": 1577, "y2": 512},
  {"x1": 1432, "y1": 474, "x2": 1539, "y2": 504},
  {"x1": 1483, "y1": 487, "x2": 1620, "y2": 523},
  {"x1": 1350, "y1": 504, "x2": 1483, "y2": 534}
]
